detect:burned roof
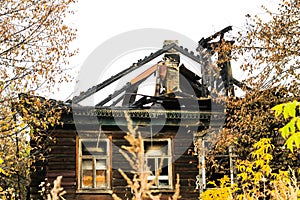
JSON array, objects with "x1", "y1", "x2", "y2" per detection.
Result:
[{"x1": 73, "y1": 38, "x2": 246, "y2": 105}]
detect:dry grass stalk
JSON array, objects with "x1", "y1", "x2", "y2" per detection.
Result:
[
  {"x1": 112, "y1": 112, "x2": 181, "y2": 200},
  {"x1": 169, "y1": 174, "x2": 181, "y2": 200},
  {"x1": 48, "y1": 176, "x2": 66, "y2": 200},
  {"x1": 112, "y1": 193, "x2": 122, "y2": 200},
  {"x1": 270, "y1": 168, "x2": 299, "y2": 200}
]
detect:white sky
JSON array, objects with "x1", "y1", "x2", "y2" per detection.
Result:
[{"x1": 53, "y1": 0, "x2": 278, "y2": 101}]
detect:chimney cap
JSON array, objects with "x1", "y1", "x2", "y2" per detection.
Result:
[{"x1": 163, "y1": 40, "x2": 179, "y2": 47}]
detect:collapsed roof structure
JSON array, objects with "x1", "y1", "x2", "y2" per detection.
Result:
[{"x1": 72, "y1": 26, "x2": 247, "y2": 109}]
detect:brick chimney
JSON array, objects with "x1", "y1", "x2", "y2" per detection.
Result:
[{"x1": 155, "y1": 40, "x2": 180, "y2": 96}]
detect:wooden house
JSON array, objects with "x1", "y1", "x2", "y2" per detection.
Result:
[{"x1": 29, "y1": 27, "x2": 245, "y2": 199}]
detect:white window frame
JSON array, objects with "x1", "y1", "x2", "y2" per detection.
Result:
[
  {"x1": 143, "y1": 138, "x2": 173, "y2": 189},
  {"x1": 78, "y1": 138, "x2": 111, "y2": 191}
]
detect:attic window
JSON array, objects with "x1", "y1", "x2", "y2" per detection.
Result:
[
  {"x1": 78, "y1": 139, "x2": 111, "y2": 191},
  {"x1": 144, "y1": 139, "x2": 173, "y2": 189}
]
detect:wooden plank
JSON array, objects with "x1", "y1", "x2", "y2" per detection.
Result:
[
  {"x1": 51, "y1": 138, "x2": 76, "y2": 146},
  {"x1": 47, "y1": 171, "x2": 76, "y2": 178},
  {"x1": 74, "y1": 194, "x2": 113, "y2": 200},
  {"x1": 130, "y1": 63, "x2": 158, "y2": 84}
]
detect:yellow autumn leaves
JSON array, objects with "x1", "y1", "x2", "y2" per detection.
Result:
[{"x1": 201, "y1": 138, "x2": 299, "y2": 200}]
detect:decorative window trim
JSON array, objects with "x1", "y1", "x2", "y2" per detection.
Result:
[
  {"x1": 143, "y1": 138, "x2": 173, "y2": 189},
  {"x1": 76, "y1": 137, "x2": 111, "y2": 193}
]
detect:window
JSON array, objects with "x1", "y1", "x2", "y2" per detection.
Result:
[
  {"x1": 78, "y1": 138, "x2": 111, "y2": 191},
  {"x1": 144, "y1": 139, "x2": 172, "y2": 189}
]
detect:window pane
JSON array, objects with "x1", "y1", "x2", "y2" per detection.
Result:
[
  {"x1": 96, "y1": 170, "x2": 106, "y2": 188},
  {"x1": 146, "y1": 158, "x2": 155, "y2": 175},
  {"x1": 158, "y1": 179, "x2": 169, "y2": 186},
  {"x1": 79, "y1": 139, "x2": 110, "y2": 190},
  {"x1": 82, "y1": 160, "x2": 93, "y2": 170},
  {"x1": 96, "y1": 159, "x2": 106, "y2": 170},
  {"x1": 144, "y1": 141, "x2": 168, "y2": 156},
  {"x1": 160, "y1": 158, "x2": 169, "y2": 176},
  {"x1": 96, "y1": 159, "x2": 107, "y2": 188},
  {"x1": 144, "y1": 140, "x2": 171, "y2": 188},
  {"x1": 82, "y1": 160, "x2": 93, "y2": 188},
  {"x1": 82, "y1": 140, "x2": 107, "y2": 156}
]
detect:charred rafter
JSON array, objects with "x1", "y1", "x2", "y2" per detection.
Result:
[
  {"x1": 73, "y1": 43, "x2": 207, "y2": 104},
  {"x1": 73, "y1": 30, "x2": 250, "y2": 105}
]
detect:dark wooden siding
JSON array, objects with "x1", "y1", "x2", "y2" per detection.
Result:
[{"x1": 30, "y1": 122, "x2": 200, "y2": 200}]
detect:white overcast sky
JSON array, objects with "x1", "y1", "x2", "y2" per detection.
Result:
[{"x1": 55, "y1": 0, "x2": 278, "y2": 101}]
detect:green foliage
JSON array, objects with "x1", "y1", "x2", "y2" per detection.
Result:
[{"x1": 272, "y1": 100, "x2": 300, "y2": 152}]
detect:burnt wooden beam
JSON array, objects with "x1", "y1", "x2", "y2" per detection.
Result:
[
  {"x1": 95, "y1": 60, "x2": 162, "y2": 106},
  {"x1": 73, "y1": 42, "x2": 211, "y2": 104},
  {"x1": 72, "y1": 46, "x2": 172, "y2": 104},
  {"x1": 197, "y1": 26, "x2": 232, "y2": 50},
  {"x1": 197, "y1": 26, "x2": 237, "y2": 96},
  {"x1": 122, "y1": 87, "x2": 139, "y2": 107},
  {"x1": 130, "y1": 63, "x2": 159, "y2": 84},
  {"x1": 179, "y1": 64, "x2": 201, "y2": 82},
  {"x1": 95, "y1": 82, "x2": 131, "y2": 107},
  {"x1": 173, "y1": 45, "x2": 204, "y2": 64},
  {"x1": 110, "y1": 94, "x2": 126, "y2": 107}
]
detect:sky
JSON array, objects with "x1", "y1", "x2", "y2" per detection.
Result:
[{"x1": 54, "y1": 0, "x2": 278, "y2": 101}]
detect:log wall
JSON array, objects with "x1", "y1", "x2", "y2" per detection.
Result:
[{"x1": 30, "y1": 121, "x2": 200, "y2": 200}]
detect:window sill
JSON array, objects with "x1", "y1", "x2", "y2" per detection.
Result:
[
  {"x1": 76, "y1": 189, "x2": 113, "y2": 194},
  {"x1": 149, "y1": 188, "x2": 175, "y2": 193}
]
